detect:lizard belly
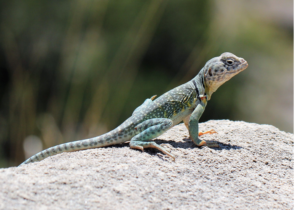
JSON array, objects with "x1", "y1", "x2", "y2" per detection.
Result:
[{"x1": 170, "y1": 108, "x2": 193, "y2": 126}]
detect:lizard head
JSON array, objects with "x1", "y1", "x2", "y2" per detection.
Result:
[{"x1": 203, "y1": 52, "x2": 248, "y2": 100}]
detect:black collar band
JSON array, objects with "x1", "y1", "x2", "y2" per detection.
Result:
[
  {"x1": 201, "y1": 75, "x2": 205, "y2": 89},
  {"x1": 193, "y1": 80, "x2": 207, "y2": 102},
  {"x1": 192, "y1": 80, "x2": 200, "y2": 99}
]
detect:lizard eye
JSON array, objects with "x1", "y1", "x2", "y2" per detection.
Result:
[{"x1": 226, "y1": 59, "x2": 234, "y2": 65}]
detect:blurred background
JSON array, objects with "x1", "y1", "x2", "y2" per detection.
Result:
[{"x1": 0, "y1": 0, "x2": 293, "y2": 167}]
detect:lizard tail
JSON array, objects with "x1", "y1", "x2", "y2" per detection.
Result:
[{"x1": 19, "y1": 128, "x2": 125, "y2": 166}]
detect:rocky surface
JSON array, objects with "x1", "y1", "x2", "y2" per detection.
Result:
[{"x1": 0, "y1": 120, "x2": 294, "y2": 209}]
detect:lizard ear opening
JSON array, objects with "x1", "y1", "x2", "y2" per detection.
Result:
[{"x1": 208, "y1": 68, "x2": 213, "y2": 77}]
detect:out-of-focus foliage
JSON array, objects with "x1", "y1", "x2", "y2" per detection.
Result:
[{"x1": 0, "y1": 0, "x2": 293, "y2": 167}]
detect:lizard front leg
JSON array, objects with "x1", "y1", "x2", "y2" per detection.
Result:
[
  {"x1": 183, "y1": 114, "x2": 217, "y2": 137},
  {"x1": 187, "y1": 104, "x2": 219, "y2": 148}
]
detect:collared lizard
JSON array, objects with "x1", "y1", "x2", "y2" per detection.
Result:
[{"x1": 20, "y1": 52, "x2": 248, "y2": 165}]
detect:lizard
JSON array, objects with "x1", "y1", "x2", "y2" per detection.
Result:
[{"x1": 20, "y1": 52, "x2": 248, "y2": 165}]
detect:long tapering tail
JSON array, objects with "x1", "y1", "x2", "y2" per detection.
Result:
[{"x1": 19, "y1": 128, "x2": 124, "y2": 166}]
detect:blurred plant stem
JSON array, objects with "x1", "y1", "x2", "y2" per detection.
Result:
[{"x1": 0, "y1": 0, "x2": 292, "y2": 166}]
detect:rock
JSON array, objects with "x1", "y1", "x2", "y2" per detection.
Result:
[{"x1": 0, "y1": 120, "x2": 294, "y2": 209}]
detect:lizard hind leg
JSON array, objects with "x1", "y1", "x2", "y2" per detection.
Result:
[{"x1": 130, "y1": 118, "x2": 175, "y2": 160}]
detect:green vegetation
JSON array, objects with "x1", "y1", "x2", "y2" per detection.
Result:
[{"x1": 0, "y1": 0, "x2": 293, "y2": 167}]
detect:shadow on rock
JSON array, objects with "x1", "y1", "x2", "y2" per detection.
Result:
[
  {"x1": 107, "y1": 138, "x2": 242, "y2": 156},
  {"x1": 156, "y1": 138, "x2": 243, "y2": 150}
]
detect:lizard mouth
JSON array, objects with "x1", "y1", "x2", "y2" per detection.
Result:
[{"x1": 240, "y1": 58, "x2": 248, "y2": 70}]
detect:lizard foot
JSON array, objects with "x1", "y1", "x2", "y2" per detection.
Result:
[
  {"x1": 130, "y1": 141, "x2": 175, "y2": 161},
  {"x1": 146, "y1": 143, "x2": 175, "y2": 161},
  {"x1": 198, "y1": 129, "x2": 217, "y2": 136}
]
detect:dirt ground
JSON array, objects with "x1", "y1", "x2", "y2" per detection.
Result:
[{"x1": 0, "y1": 120, "x2": 294, "y2": 209}]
